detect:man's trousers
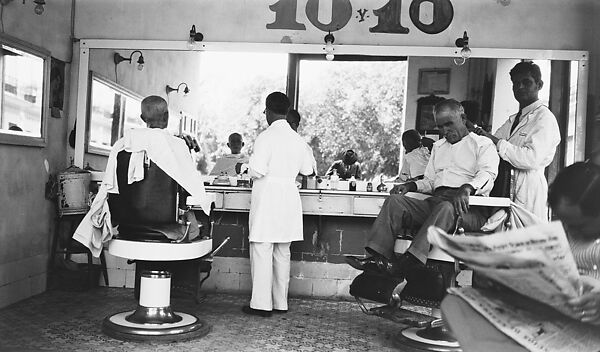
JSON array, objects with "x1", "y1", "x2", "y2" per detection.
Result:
[{"x1": 249, "y1": 241, "x2": 291, "y2": 311}]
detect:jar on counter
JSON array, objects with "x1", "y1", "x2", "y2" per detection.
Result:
[{"x1": 366, "y1": 182, "x2": 373, "y2": 192}]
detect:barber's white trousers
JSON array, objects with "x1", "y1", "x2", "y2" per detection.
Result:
[{"x1": 249, "y1": 241, "x2": 291, "y2": 311}]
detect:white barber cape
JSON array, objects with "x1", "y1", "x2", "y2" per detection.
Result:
[
  {"x1": 73, "y1": 128, "x2": 213, "y2": 257},
  {"x1": 494, "y1": 100, "x2": 560, "y2": 220},
  {"x1": 247, "y1": 120, "x2": 315, "y2": 243}
]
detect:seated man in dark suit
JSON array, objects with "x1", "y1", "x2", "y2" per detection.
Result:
[{"x1": 346, "y1": 99, "x2": 499, "y2": 278}]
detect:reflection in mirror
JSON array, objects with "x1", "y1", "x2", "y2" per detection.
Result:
[
  {"x1": 1, "y1": 43, "x2": 44, "y2": 137},
  {"x1": 88, "y1": 73, "x2": 144, "y2": 153},
  {"x1": 83, "y1": 47, "x2": 585, "y2": 180}
]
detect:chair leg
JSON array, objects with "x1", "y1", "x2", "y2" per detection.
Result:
[{"x1": 100, "y1": 250, "x2": 109, "y2": 286}]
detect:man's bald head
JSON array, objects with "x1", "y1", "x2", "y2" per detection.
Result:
[{"x1": 141, "y1": 95, "x2": 169, "y2": 129}]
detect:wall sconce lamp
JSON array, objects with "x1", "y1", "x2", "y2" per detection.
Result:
[
  {"x1": 0, "y1": 0, "x2": 45, "y2": 15},
  {"x1": 324, "y1": 31, "x2": 335, "y2": 61},
  {"x1": 187, "y1": 25, "x2": 204, "y2": 50},
  {"x1": 453, "y1": 31, "x2": 471, "y2": 66},
  {"x1": 114, "y1": 50, "x2": 145, "y2": 71},
  {"x1": 166, "y1": 83, "x2": 190, "y2": 96}
]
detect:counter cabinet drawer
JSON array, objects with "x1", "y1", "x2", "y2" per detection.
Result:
[
  {"x1": 353, "y1": 197, "x2": 386, "y2": 216},
  {"x1": 206, "y1": 192, "x2": 224, "y2": 209},
  {"x1": 223, "y1": 192, "x2": 251, "y2": 210},
  {"x1": 301, "y1": 195, "x2": 352, "y2": 215}
]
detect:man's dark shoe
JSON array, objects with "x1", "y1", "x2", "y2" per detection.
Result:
[
  {"x1": 242, "y1": 306, "x2": 272, "y2": 317},
  {"x1": 390, "y1": 252, "x2": 424, "y2": 278},
  {"x1": 272, "y1": 309, "x2": 288, "y2": 314},
  {"x1": 344, "y1": 255, "x2": 371, "y2": 270}
]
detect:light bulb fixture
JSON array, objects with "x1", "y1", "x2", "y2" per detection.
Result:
[
  {"x1": 323, "y1": 31, "x2": 335, "y2": 61},
  {"x1": 187, "y1": 25, "x2": 204, "y2": 50},
  {"x1": 0, "y1": 0, "x2": 46, "y2": 15},
  {"x1": 453, "y1": 31, "x2": 471, "y2": 66},
  {"x1": 114, "y1": 50, "x2": 145, "y2": 71},
  {"x1": 33, "y1": 0, "x2": 44, "y2": 15},
  {"x1": 166, "y1": 83, "x2": 190, "y2": 96}
]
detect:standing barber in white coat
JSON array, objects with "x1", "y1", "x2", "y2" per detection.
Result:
[
  {"x1": 475, "y1": 61, "x2": 560, "y2": 220},
  {"x1": 237, "y1": 92, "x2": 316, "y2": 317}
]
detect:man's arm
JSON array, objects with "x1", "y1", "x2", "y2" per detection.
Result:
[
  {"x1": 496, "y1": 113, "x2": 561, "y2": 170},
  {"x1": 468, "y1": 139, "x2": 500, "y2": 194},
  {"x1": 241, "y1": 135, "x2": 269, "y2": 179}
]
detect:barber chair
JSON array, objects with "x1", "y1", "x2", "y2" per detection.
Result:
[
  {"x1": 350, "y1": 195, "x2": 512, "y2": 351},
  {"x1": 101, "y1": 151, "x2": 225, "y2": 342}
]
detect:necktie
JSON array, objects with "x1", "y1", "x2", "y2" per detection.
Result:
[{"x1": 510, "y1": 110, "x2": 522, "y2": 134}]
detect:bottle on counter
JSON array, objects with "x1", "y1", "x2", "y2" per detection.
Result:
[
  {"x1": 330, "y1": 169, "x2": 339, "y2": 190},
  {"x1": 366, "y1": 182, "x2": 373, "y2": 192},
  {"x1": 376, "y1": 175, "x2": 387, "y2": 192},
  {"x1": 349, "y1": 176, "x2": 357, "y2": 191}
]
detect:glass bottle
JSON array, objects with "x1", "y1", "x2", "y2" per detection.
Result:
[
  {"x1": 330, "y1": 169, "x2": 339, "y2": 190},
  {"x1": 377, "y1": 175, "x2": 387, "y2": 192},
  {"x1": 366, "y1": 182, "x2": 373, "y2": 192},
  {"x1": 349, "y1": 176, "x2": 356, "y2": 191}
]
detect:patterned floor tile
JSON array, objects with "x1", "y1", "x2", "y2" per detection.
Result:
[{"x1": 0, "y1": 288, "x2": 430, "y2": 352}]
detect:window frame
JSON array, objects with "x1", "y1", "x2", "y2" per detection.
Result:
[
  {"x1": 0, "y1": 33, "x2": 50, "y2": 148},
  {"x1": 86, "y1": 71, "x2": 144, "y2": 156}
]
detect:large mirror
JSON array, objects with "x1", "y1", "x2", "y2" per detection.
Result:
[{"x1": 77, "y1": 42, "x2": 587, "y2": 183}]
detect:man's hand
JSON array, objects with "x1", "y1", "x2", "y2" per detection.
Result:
[
  {"x1": 568, "y1": 276, "x2": 600, "y2": 325},
  {"x1": 473, "y1": 127, "x2": 500, "y2": 145},
  {"x1": 181, "y1": 134, "x2": 200, "y2": 152},
  {"x1": 389, "y1": 182, "x2": 417, "y2": 196},
  {"x1": 452, "y1": 184, "x2": 474, "y2": 215}
]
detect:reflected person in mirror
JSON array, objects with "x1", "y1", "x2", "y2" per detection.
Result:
[
  {"x1": 397, "y1": 129, "x2": 430, "y2": 182},
  {"x1": 209, "y1": 132, "x2": 249, "y2": 176},
  {"x1": 345, "y1": 99, "x2": 499, "y2": 279},
  {"x1": 326, "y1": 149, "x2": 362, "y2": 180}
]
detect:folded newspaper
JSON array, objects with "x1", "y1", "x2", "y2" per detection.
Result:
[{"x1": 427, "y1": 221, "x2": 600, "y2": 352}]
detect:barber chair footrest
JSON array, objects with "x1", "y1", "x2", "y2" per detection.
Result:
[
  {"x1": 367, "y1": 305, "x2": 436, "y2": 328},
  {"x1": 102, "y1": 310, "x2": 211, "y2": 342},
  {"x1": 394, "y1": 325, "x2": 461, "y2": 352}
]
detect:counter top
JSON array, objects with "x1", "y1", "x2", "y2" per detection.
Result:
[{"x1": 205, "y1": 185, "x2": 393, "y2": 197}]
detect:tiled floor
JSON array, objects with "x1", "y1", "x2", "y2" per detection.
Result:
[{"x1": 0, "y1": 287, "x2": 429, "y2": 352}]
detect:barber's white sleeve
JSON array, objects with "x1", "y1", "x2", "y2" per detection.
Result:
[
  {"x1": 496, "y1": 114, "x2": 560, "y2": 170},
  {"x1": 247, "y1": 135, "x2": 269, "y2": 179}
]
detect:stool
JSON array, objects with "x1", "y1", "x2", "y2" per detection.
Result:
[
  {"x1": 102, "y1": 238, "x2": 213, "y2": 342},
  {"x1": 49, "y1": 213, "x2": 109, "y2": 289}
]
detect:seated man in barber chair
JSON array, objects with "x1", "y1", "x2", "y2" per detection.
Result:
[
  {"x1": 74, "y1": 95, "x2": 212, "y2": 257},
  {"x1": 346, "y1": 98, "x2": 499, "y2": 280}
]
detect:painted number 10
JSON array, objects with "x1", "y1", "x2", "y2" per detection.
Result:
[{"x1": 267, "y1": 0, "x2": 454, "y2": 35}]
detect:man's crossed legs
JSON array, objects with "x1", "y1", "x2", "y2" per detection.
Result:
[{"x1": 346, "y1": 188, "x2": 490, "y2": 278}]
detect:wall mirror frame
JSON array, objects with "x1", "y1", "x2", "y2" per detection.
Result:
[{"x1": 73, "y1": 39, "x2": 589, "y2": 171}]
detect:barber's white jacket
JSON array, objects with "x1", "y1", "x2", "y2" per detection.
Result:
[
  {"x1": 247, "y1": 120, "x2": 316, "y2": 243},
  {"x1": 494, "y1": 100, "x2": 561, "y2": 221}
]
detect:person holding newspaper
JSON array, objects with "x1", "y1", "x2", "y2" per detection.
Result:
[{"x1": 441, "y1": 161, "x2": 600, "y2": 351}]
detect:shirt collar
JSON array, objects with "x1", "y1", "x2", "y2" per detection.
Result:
[
  {"x1": 270, "y1": 119, "x2": 291, "y2": 129},
  {"x1": 520, "y1": 100, "x2": 544, "y2": 116}
]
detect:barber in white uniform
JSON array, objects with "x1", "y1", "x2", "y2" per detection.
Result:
[
  {"x1": 237, "y1": 92, "x2": 316, "y2": 317},
  {"x1": 475, "y1": 61, "x2": 560, "y2": 220}
]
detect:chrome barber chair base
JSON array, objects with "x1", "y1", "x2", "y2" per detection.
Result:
[
  {"x1": 394, "y1": 326, "x2": 461, "y2": 352},
  {"x1": 102, "y1": 310, "x2": 211, "y2": 342}
]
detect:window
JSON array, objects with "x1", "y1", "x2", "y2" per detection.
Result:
[
  {"x1": 0, "y1": 35, "x2": 49, "y2": 146},
  {"x1": 194, "y1": 51, "x2": 288, "y2": 174},
  {"x1": 88, "y1": 73, "x2": 145, "y2": 153},
  {"x1": 296, "y1": 56, "x2": 407, "y2": 180}
]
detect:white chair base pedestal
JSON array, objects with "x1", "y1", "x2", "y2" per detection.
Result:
[
  {"x1": 395, "y1": 323, "x2": 461, "y2": 352},
  {"x1": 102, "y1": 239, "x2": 213, "y2": 342}
]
